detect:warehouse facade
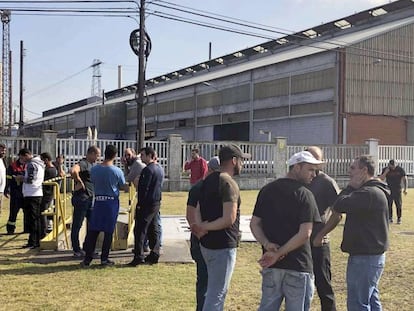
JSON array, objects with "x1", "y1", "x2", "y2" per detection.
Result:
[{"x1": 24, "y1": 0, "x2": 414, "y2": 145}]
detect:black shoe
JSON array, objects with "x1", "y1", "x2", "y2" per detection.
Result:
[
  {"x1": 30, "y1": 245, "x2": 40, "y2": 250},
  {"x1": 127, "y1": 258, "x2": 145, "y2": 267},
  {"x1": 80, "y1": 261, "x2": 91, "y2": 268},
  {"x1": 22, "y1": 243, "x2": 33, "y2": 249},
  {"x1": 144, "y1": 252, "x2": 159, "y2": 265},
  {"x1": 6, "y1": 231, "x2": 15, "y2": 235},
  {"x1": 101, "y1": 259, "x2": 115, "y2": 266}
]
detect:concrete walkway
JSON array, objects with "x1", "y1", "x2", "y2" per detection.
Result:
[{"x1": 30, "y1": 216, "x2": 256, "y2": 265}]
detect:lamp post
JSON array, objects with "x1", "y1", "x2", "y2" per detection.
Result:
[{"x1": 259, "y1": 129, "x2": 272, "y2": 142}]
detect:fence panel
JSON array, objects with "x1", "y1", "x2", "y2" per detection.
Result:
[
  {"x1": 182, "y1": 141, "x2": 276, "y2": 176},
  {"x1": 144, "y1": 140, "x2": 169, "y2": 176},
  {"x1": 288, "y1": 144, "x2": 368, "y2": 178},
  {"x1": 379, "y1": 145, "x2": 414, "y2": 175},
  {"x1": 0, "y1": 136, "x2": 42, "y2": 160}
]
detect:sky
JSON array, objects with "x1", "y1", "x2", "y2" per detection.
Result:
[{"x1": 3, "y1": 0, "x2": 392, "y2": 121}]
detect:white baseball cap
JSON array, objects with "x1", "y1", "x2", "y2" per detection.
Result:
[{"x1": 287, "y1": 151, "x2": 323, "y2": 166}]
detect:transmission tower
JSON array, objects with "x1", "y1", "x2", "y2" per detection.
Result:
[
  {"x1": 1, "y1": 10, "x2": 11, "y2": 134},
  {"x1": 91, "y1": 59, "x2": 102, "y2": 97}
]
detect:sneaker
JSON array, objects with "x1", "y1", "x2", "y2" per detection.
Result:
[
  {"x1": 73, "y1": 250, "x2": 86, "y2": 258},
  {"x1": 127, "y1": 258, "x2": 145, "y2": 267},
  {"x1": 80, "y1": 261, "x2": 90, "y2": 268},
  {"x1": 100, "y1": 259, "x2": 115, "y2": 266},
  {"x1": 22, "y1": 243, "x2": 34, "y2": 249},
  {"x1": 397, "y1": 218, "x2": 401, "y2": 224},
  {"x1": 144, "y1": 252, "x2": 159, "y2": 265}
]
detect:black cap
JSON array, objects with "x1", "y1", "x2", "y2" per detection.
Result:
[{"x1": 219, "y1": 144, "x2": 251, "y2": 162}]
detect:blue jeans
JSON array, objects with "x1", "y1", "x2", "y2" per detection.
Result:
[
  {"x1": 71, "y1": 195, "x2": 93, "y2": 252},
  {"x1": 258, "y1": 268, "x2": 314, "y2": 311},
  {"x1": 346, "y1": 254, "x2": 385, "y2": 311},
  {"x1": 200, "y1": 246, "x2": 236, "y2": 311},
  {"x1": 190, "y1": 235, "x2": 208, "y2": 311}
]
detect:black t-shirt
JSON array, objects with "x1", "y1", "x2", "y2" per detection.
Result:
[
  {"x1": 43, "y1": 166, "x2": 58, "y2": 200},
  {"x1": 382, "y1": 166, "x2": 406, "y2": 190},
  {"x1": 253, "y1": 178, "x2": 321, "y2": 273}
]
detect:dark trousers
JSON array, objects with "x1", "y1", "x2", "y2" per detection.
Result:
[
  {"x1": 388, "y1": 189, "x2": 402, "y2": 219},
  {"x1": 190, "y1": 234, "x2": 208, "y2": 311},
  {"x1": 133, "y1": 203, "x2": 161, "y2": 261},
  {"x1": 40, "y1": 197, "x2": 53, "y2": 237},
  {"x1": 71, "y1": 195, "x2": 93, "y2": 252},
  {"x1": 83, "y1": 230, "x2": 113, "y2": 263},
  {"x1": 7, "y1": 193, "x2": 25, "y2": 233},
  {"x1": 24, "y1": 196, "x2": 43, "y2": 247},
  {"x1": 312, "y1": 243, "x2": 337, "y2": 311}
]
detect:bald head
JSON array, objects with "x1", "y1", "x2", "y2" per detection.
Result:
[{"x1": 306, "y1": 146, "x2": 323, "y2": 161}]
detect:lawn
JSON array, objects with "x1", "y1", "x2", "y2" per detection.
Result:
[{"x1": 0, "y1": 189, "x2": 413, "y2": 310}]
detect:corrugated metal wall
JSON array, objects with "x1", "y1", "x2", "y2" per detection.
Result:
[{"x1": 345, "y1": 23, "x2": 414, "y2": 115}]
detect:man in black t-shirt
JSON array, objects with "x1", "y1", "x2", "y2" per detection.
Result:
[
  {"x1": 379, "y1": 159, "x2": 407, "y2": 224},
  {"x1": 250, "y1": 150, "x2": 322, "y2": 311}
]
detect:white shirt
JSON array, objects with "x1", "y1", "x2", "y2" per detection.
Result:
[{"x1": 0, "y1": 158, "x2": 6, "y2": 193}]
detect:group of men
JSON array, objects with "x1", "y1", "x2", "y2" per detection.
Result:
[
  {"x1": 67, "y1": 144, "x2": 164, "y2": 267},
  {"x1": 185, "y1": 145, "x2": 406, "y2": 311},
  {"x1": 0, "y1": 146, "x2": 67, "y2": 248}
]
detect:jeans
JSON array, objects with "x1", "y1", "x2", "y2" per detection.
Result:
[
  {"x1": 190, "y1": 235, "x2": 208, "y2": 311},
  {"x1": 71, "y1": 195, "x2": 93, "y2": 252},
  {"x1": 83, "y1": 230, "x2": 113, "y2": 263},
  {"x1": 200, "y1": 246, "x2": 236, "y2": 311},
  {"x1": 312, "y1": 244, "x2": 336, "y2": 311},
  {"x1": 258, "y1": 268, "x2": 314, "y2": 311},
  {"x1": 133, "y1": 203, "x2": 161, "y2": 261},
  {"x1": 346, "y1": 254, "x2": 385, "y2": 311},
  {"x1": 24, "y1": 196, "x2": 43, "y2": 247},
  {"x1": 388, "y1": 189, "x2": 402, "y2": 220}
]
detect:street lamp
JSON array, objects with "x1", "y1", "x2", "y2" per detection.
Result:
[{"x1": 259, "y1": 129, "x2": 272, "y2": 142}]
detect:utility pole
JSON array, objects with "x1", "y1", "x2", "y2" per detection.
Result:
[
  {"x1": 136, "y1": 0, "x2": 146, "y2": 149},
  {"x1": 19, "y1": 40, "x2": 24, "y2": 134}
]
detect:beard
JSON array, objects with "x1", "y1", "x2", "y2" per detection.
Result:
[
  {"x1": 233, "y1": 164, "x2": 241, "y2": 176},
  {"x1": 126, "y1": 157, "x2": 135, "y2": 166}
]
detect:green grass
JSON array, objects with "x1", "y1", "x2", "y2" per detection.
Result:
[{"x1": 1, "y1": 190, "x2": 414, "y2": 310}]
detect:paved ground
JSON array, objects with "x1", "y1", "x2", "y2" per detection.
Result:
[{"x1": 30, "y1": 216, "x2": 256, "y2": 265}]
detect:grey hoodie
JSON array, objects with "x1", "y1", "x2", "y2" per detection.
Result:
[
  {"x1": 333, "y1": 179, "x2": 390, "y2": 255},
  {"x1": 22, "y1": 156, "x2": 45, "y2": 197}
]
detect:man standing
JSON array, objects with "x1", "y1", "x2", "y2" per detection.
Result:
[
  {"x1": 128, "y1": 146, "x2": 164, "y2": 266},
  {"x1": 0, "y1": 143, "x2": 6, "y2": 219},
  {"x1": 307, "y1": 146, "x2": 339, "y2": 311},
  {"x1": 15, "y1": 148, "x2": 45, "y2": 249},
  {"x1": 251, "y1": 150, "x2": 322, "y2": 311},
  {"x1": 40, "y1": 152, "x2": 58, "y2": 236},
  {"x1": 191, "y1": 144, "x2": 250, "y2": 311},
  {"x1": 70, "y1": 145, "x2": 101, "y2": 257},
  {"x1": 123, "y1": 148, "x2": 146, "y2": 189},
  {"x1": 5, "y1": 156, "x2": 26, "y2": 234},
  {"x1": 81, "y1": 145, "x2": 127, "y2": 267},
  {"x1": 379, "y1": 159, "x2": 407, "y2": 224},
  {"x1": 186, "y1": 156, "x2": 220, "y2": 311},
  {"x1": 314, "y1": 155, "x2": 390, "y2": 310},
  {"x1": 184, "y1": 148, "x2": 208, "y2": 185}
]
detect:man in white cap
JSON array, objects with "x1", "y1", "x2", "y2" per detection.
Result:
[{"x1": 250, "y1": 150, "x2": 322, "y2": 311}]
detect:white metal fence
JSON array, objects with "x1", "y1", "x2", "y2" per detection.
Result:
[
  {"x1": 0, "y1": 136, "x2": 42, "y2": 160},
  {"x1": 379, "y1": 145, "x2": 414, "y2": 175},
  {"x1": 56, "y1": 138, "x2": 169, "y2": 175},
  {"x1": 288, "y1": 144, "x2": 369, "y2": 178}
]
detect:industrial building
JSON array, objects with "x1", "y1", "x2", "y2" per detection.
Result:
[{"x1": 24, "y1": 0, "x2": 414, "y2": 145}]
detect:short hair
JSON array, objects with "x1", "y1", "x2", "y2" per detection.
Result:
[
  {"x1": 104, "y1": 145, "x2": 117, "y2": 160},
  {"x1": 57, "y1": 154, "x2": 65, "y2": 159},
  {"x1": 355, "y1": 155, "x2": 375, "y2": 176},
  {"x1": 40, "y1": 152, "x2": 52, "y2": 161},
  {"x1": 18, "y1": 148, "x2": 32, "y2": 156},
  {"x1": 87, "y1": 145, "x2": 99, "y2": 155},
  {"x1": 0, "y1": 143, "x2": 6, "y2": 148},
  {"x1": 191, "y1": 148, "x2": 199, "y2": 154},
  {"x1": 140, "y1": 146, "x2": 156, "y2": 159},
  {"x1": 124, "y1": 147, "x2": 136, "y2": 156}
]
